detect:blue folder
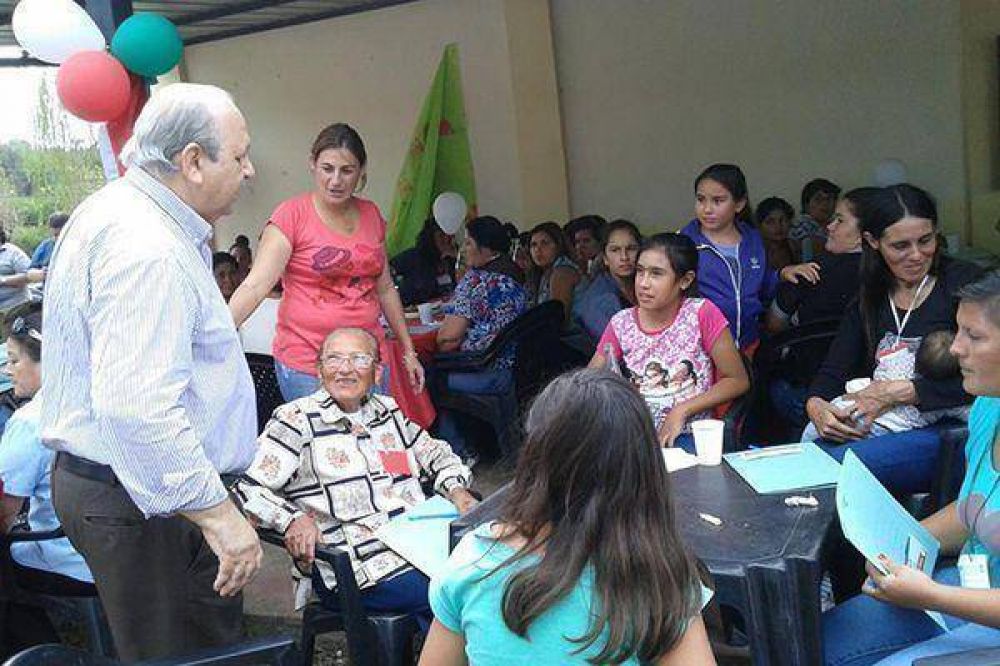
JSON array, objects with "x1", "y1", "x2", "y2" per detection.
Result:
[
  {"x1": 724, "y1": 442, "x2": 841, "y2": 494},
  {"x1": 375, "y1": 496, "x2": 459, "y2": 581},
  {"x1": 837, "y1": 451, "x2": 946, "y2": 629}
]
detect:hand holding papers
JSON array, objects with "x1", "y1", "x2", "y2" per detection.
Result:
[
  {"x1": 375, "y1": 496, "x2": 459, "y2": 580},
  {"x1": 836, "y1": 451, "x2": 947, "y2": 629}
]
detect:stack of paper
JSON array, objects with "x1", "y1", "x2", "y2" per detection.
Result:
[
  {"x1": 663, "y1": 448, "x2": 700, "y2": 473},
  {"x1": 375, "y1": 496, "x2": 460, "y2": 580},
  {"x1": 724, "y1": 442, "x2": 841, "y2": 494}
]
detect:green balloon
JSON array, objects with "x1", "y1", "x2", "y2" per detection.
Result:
[{"x1": 111, "y1": 13, "x2": 183, "y2": 77}]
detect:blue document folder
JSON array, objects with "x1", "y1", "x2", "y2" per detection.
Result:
[
  {"x1": 724, "y1": 442, "x2": 841, "y2": 494},
  {"x1": 837, "y1": 451, "x2": 946, "y2": 629},
  {"x1": 375, "y1": 496, "x2": 460, "y2": 581}
]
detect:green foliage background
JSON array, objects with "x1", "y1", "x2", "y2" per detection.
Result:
[{"x1": 0, "y1": 75, "x2": 104, "y2": 254}]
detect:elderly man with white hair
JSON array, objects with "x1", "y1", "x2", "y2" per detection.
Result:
[{"x1": 40, "y1": 83, "x2": 260, "y2": 661}]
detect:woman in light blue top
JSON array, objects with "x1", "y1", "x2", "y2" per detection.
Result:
[
  {"x1": 0, "y1": 304, "x2": 95, "y2": 650},
  {"x1": 420, "y1": 369, "x2": 714, "y2": 665},
  {"x1": 823, "y1": 270, "x2": 1000, "y2": 665},
  {"x1": 572, "y1": 220, "x2": 641, "y2": 344}
]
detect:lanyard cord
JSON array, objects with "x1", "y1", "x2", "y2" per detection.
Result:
[{"x1": 889, "y1": 274, "x2": 931, "y2": 341}]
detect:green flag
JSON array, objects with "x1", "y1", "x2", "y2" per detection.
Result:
[{"x1": 386, "y1": 43, "x2": 476, "y2": 257}]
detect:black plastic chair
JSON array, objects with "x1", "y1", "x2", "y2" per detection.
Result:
[
  {"x1": 135, "y1": 636, "x2": 300, "y2": 665},
  {"x1": 0, "y1": 527, "x2": 114, "y2": 659},
  {"x1": 913, "y1": 648, "x2": 1000, "y2": 665},
  {"x1": 258, "y1": 530, "x2": 418, "y2": 666},
  {"x1": 246, "y1": 353, "x2": 284, "y2": 435},
  {"x1": 431, "y1": 301, "x2": 564, "y2": 458},
  {"x1": 750, "y1": 318, "x2": 841, "y2": 442},
  {"x1": 2, "y1": 636, "x2": 299, "y2": 666},
  {"x1": 719, "y1": 352, "x2": 754, "y2": 453}
]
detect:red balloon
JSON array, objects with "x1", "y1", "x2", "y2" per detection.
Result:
[{"x1": 56, "y1": 50, "x2": 131, "y2": 122}]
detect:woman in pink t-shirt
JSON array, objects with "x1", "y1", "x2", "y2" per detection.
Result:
[
  {"x1": 588, "y1": 232, "x2": 750, "y2": 450},
  {"x1": 230, "y1": 123, "x2": 423, "y2": 401}
]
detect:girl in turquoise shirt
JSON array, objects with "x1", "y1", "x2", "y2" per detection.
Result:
[{"x1": 420, "y1": 369, "x2": 714, "y2": 665}]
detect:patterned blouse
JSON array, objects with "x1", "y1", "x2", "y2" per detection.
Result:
[
  {"x1": 443, "y1": 267, "x2": 528, "y2": 369},
  {"x1": 235, "y1": 391, "x2": 471, "y2": 596}
]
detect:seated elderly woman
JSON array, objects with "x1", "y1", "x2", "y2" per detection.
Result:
[
  {"x1": 235, "y1": 326, "x2": 477, "y2": 629},
  {"x1": 823, "y1": 270, "x2": 1000, "y2": 666},
  {"x1": 0, "y1": 305, "x2": 95, "y2": 650},
  {"x1": 434, "y1": 216, "x2": 528, "y2": 462}
]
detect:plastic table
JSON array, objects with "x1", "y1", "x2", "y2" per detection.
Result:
[{"x1": 450, "y1": 462, "x2": 838, "y2": 666}]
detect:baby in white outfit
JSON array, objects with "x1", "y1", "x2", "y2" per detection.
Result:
[{"x1": 832, "y1": 330, "x2": 968, "y2": 435}]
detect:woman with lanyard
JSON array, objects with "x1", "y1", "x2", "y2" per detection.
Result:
[
  {"x1": 803, "y1": 184, "x2": 980, "y2": 495},
  {"x1": 822, "y1": 270, "x2": 1000, "y2": 666}
]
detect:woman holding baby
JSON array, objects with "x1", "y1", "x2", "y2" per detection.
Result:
[{"x1": 803, "y1": 184, "x2": 981, "y2": 494}]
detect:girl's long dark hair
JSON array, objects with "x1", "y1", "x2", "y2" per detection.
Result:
[
  {"x1": 495, "y1": 369, "x2": 701, "y2": 663},
  {"x1": 858, "y1": 184, "x2": 941, "y2": 353}
]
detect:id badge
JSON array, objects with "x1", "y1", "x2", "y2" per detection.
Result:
[{"x1": 958, "y1": 553, "x2": 991, "y2": 590}]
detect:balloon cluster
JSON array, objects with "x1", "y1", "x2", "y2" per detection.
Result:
[{"x1": 13, "y1": 0, "x2": 183, "y2": 122}]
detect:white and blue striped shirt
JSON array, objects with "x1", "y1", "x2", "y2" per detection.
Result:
[{"x1": 39, "y1": 167, "x2": 257, "y2": 517}]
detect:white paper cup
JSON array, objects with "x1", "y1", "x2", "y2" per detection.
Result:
[
  {"x1": 690, "y1": 419, "x2": 725, "y2": 466},
  {"x1": 418, "y1": 302, "x2": 435, "y2": 325}
]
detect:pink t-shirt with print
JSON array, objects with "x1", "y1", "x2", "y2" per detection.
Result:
[
  {"x1": 270, "y1": 193, "x2": 387, "y2": 373},
  {"x1": 598, "y1": 297, "x2": 729, "y2": 429}
]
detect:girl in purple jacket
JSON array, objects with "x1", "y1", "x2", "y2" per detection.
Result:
[{"x1": 680, "y1": 163, "x2": 819, "y2": 352}]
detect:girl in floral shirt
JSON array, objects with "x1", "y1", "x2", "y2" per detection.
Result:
[{"x1": 589, "y1": 233, "x2": 750, "y2": 449}]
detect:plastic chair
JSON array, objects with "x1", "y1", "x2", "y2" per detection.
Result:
[
  {"x1": 750, "y1": 319, "x2": 841, "y2": 442},
  {"x1": 929, "y1": 424, "x2": 969, "y2": 513},
  {"x1": 135, "y1": 636, "x2": 300, "y2": 665},
  {"x1": 257, "y1": 530, "x2": 419, "y2": 666},
  {"x1": 431, "y1": 301, "x2": 563, "y2": 458},
  {"x1": 913, "y1": 648, "x2": 1000, "y2": 665},
  {"x1": 245, "y1": 353, "x2": 284, "y2": 435},
  {"x1": 2, "y1": 636, "x2": 299, "y2": 666},
  {"x1": 1, "y1": 644, "x2": 114, "y2": 665},
  {"x1": 0, "y1": 527, "x2": 114, "y2": 659},
  {"x1": 718, "y1": 352, "x2": 754, "y2": 453}
]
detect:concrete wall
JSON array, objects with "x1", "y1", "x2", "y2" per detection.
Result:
[
  {"x1": 961, "y1": 0, "x2": 1000, "y2": 252},
  {"x1": 181, "y1": 0, "x2": 998, "y2": 253},
  {"x1": 550, "y1": 0, "x2": 968, "y2": 236},
  {"x1": 182, "y1": 0, "x2": 568, "y2": 249}
]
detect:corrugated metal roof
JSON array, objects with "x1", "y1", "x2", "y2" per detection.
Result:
[{"x1": 0, "y1": 0, "x2": 420, "y2": 64}]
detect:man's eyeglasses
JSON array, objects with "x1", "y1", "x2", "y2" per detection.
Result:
[
  {"x1": 320, "y1": 352, "x2": 375, "y2": 371},
  {"x1": 10, "y1": 317, "x2": 41, "y2": 343}
]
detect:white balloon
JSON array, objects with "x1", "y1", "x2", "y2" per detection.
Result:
[
  {"x1": 432, "y1": 192, "x2": 467, "y2": 235},
  {"x1": 13, "y1": 0, "x2": 106, "y2": 64}
]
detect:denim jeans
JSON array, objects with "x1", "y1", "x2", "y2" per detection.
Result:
[
  {"x1": 823, "y1": 566, "x2": 1000, "y2": 666},
  {"x1": 311, "y1": 567, "x2": 433, "y2": 633},
  {"x1": 770, "y1": 379, "x2": 809, "y2": 431},
  {"x1": 274, "y1": 359, "x2": 321, "y2": 402},
  {"x1": 801, "y1": 423, "x2": 943, "y2": 495},
  {"x1": 433, "y1": 369, "x2": 515, "y2": 459}
]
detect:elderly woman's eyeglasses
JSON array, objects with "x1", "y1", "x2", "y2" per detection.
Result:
[
  {"x1": 10, "y1": 317, "x2": 42, "y2": 343},
  {"x1": 320, "y1": 352, "x2": 375, "y2": 371}
]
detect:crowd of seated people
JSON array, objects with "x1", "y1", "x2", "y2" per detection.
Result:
[{"x1": 15, "y1": 129, "x2": 998, "y2": 664}]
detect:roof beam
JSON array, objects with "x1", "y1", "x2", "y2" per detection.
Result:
[
  {"x1": 170, "y1": 0, "x2": 304, "y2": 27},
  {"x1": 183, "y1": 0, "x2": 420, "y2": 46}
]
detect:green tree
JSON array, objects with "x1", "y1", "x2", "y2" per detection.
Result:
[{"x1": 0, "y1": 73, "x2": 104, "y2": 252}]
